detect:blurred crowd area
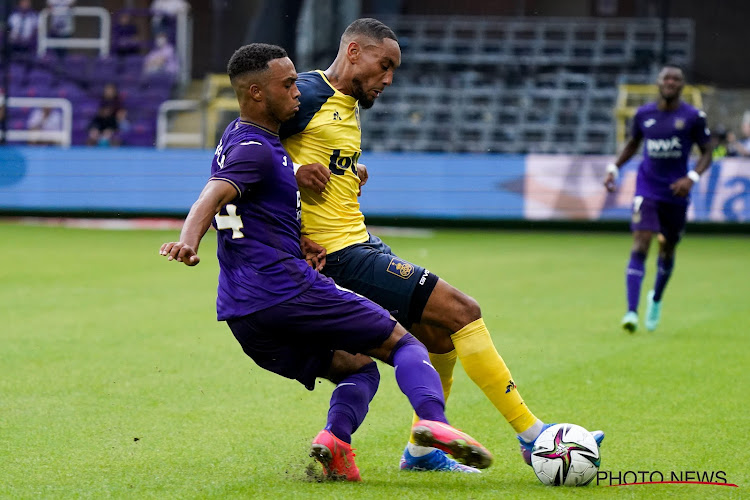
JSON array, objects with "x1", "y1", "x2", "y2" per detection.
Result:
[
  {"x1": 2, "y1": 0, "x2": 749, "y2": 154},
  {"x1": 2, "y1": 0, "x2": 187, "y2": 147}
]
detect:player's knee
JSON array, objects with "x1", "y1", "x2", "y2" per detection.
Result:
[
  {"x1": 386, "y1": 332, "x2": 424, "y2": 365},
  {"x1": 357, "y1": 360, "x2": 380, "y2": 385},
  {"x1": 448, "y1": 291, "x2": 481, "y2": 330}
]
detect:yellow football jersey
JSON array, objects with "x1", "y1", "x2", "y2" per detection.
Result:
[{"x1": 280, "y1": 70, "x2": 368, "y2": 254}]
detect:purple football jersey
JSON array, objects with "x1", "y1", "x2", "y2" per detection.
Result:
[
  {"x1": 209, "y1": 119, "x2": 317, "y2": 320},
  {"x1": 631, "y1": 101, "x2": 710, "y2": 205}
]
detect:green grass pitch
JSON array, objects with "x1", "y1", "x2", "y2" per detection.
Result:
[{"x1": 2, "y1": 222, "x2": 747, "y2": 498}]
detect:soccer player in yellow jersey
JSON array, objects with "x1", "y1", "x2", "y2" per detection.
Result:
[{"x1": 280, "y1": 18, "x2": 604, "y2": 472}]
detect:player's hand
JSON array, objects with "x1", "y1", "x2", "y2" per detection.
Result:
[
  {"x1": 295, "y1": 163, "x2": 330, "y2": 194},
  {"x1": 300, "y1": 236, "x2": 326, "y2": 271},
  {"x1": 603, "y1": 172, "x2": 617, "y2": 192},
  {"x1": 160, "y1": 241, "x2": 200, "y2": 266},
  {"x1": 670, "y1": 177, "x2": 694, "y2": 197},
  {"x1": 356, "y1": 163, "x2": 369, "y2": 196}
]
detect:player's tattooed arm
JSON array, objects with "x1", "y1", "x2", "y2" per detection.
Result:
[
  {"x1": 295, "y1": 162, "x2": 331, "y2": 194},
  {"x1": 356, "y1": 163, "x2": 368, "y2": 196},
  {"x1": 160, "y1": 179, "x2": 237, "y2": 266},
  {"x1": 300, "y1": 236, "x2": 326, "y2": 271}
]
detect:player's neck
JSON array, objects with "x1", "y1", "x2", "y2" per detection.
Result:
[
  {"x1": 238, "y1": 113, "x2": 279, "y2": 134},
  {"x1": 324, "y1": 60, "x2": 353, "y2": 96},
  {"x1": 657, "y1": 97, "x2": 681, "y2": 111}
]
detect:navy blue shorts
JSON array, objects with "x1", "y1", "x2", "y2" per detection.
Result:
[
  {"x1": 322, "y1": 234, "x2": 439, "y2": 328},
  {"x1": 630, "y1": 196, "x2": 687, "y2": 243},
  {"x1": 226, "y1": 272, "x2": 396, "y2": 391}
]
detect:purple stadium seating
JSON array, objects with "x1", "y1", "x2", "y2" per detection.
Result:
[{"x1": 7, "y1": 50, "x2": 172, "y2": 147}]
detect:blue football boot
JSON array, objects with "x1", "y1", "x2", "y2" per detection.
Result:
[{"x1": 399, "y1": 447, "x2": 481, "y2": 473}]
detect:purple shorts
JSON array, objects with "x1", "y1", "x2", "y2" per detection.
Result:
[
  {"x1": 630, "y1": 196, "x2": 687, "y2": 243},
  {"x1": 226, "y1": 273, "x2": 396, "y2": 390}
]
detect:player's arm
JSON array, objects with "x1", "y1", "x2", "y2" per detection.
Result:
[
  {"x1": 604, "y1": 136, "x2": 641, "y2": 192},
  {"x1": 300, "y1": 235, "x2": 326, "y2": 271},
  {"x1": 356, "y1": 163, "x2": 368, "y2": 196},
  {"x1": 670, "y1": 141, "x2": 713, "y2": 197},
  {"x1": 671, "y1": 112, "x2": 714, "y2": 197},
  {"x1": 295, "y1": 162, "x2": 331, "y2": 194},
  {"x1": 160, "y1": 180, "x2": 238, "y2": 266}
]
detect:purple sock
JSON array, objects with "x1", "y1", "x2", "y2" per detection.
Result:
[
  {"x1": 653, "y1": 256, "x2": 674, "y2": 302},
  {"x1": 626, "y1": 251, "x2": 646, "y2": 312},
  {"x1": 325, "y1": 362, "x2": 379, "y2": 444},
  {"x1": 387, "y1": 333, "x2": 447, "y2": 424}
]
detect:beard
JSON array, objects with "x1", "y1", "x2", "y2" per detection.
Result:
[{"x1": 352, "y1": 77, "x2": 375, "y2": 109}]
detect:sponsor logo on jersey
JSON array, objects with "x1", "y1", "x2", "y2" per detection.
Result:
[
  {"x1": 646, "y1": 136, "x2": 683, "y2": 158},
  {"x1": 419, "y1": 269, "x2": 430, "y2": 285},
  {"x1": 644, "y1": 118, "x2": 656, "y2": 128},
  {"x1": 328, "y1": 149, "x2": 360, "y2": 175},
  {"x1": 333, "y1": 110, "x2": 342, "y2": 121},
  {"x1": 387, "y1": 258, "x2": 415, "y2": 279}
]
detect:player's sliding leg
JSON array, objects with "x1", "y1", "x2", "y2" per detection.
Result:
[
  {"x1": 418, "y1": 280, "x2": 604, "y2": 465},
  {"x1": 401, "y1": 349, "x2": 481, "y2": 472},
  {"x1": 380, "y1": 331, "x2": 493, "y2": 469},
  {"x1": 310, "y1": 359, "x2": 379, "y2": 481}
]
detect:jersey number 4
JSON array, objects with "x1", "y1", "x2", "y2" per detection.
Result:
[{"x1": 215, "y1": 204, "x2": 244, "y2": 239}]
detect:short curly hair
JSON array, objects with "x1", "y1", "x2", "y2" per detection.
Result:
[
  {"x1": 342, "y1": 18, "x2": 397, "y2": 44},
  {"x1": 227, "y1": 43, "x2": 288, "y2": 81}
]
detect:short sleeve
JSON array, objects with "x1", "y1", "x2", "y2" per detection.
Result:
[
  {"x1": 211, "y1": 141, "x2": 272, "y2": 196},
  {"x1": 692, "y1": 110, "x2": 711, "y2": 147}
]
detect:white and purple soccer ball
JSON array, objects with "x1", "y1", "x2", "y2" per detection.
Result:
[{"x1": 531, "y1": 423, "x2": 601, "y2": 486}]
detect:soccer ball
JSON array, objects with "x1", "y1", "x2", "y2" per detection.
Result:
[{"x1": 531, "y1": 423, "x2": 600, "y2": 486}]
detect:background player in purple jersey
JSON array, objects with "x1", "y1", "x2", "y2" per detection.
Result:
[
  {"x1": 159, "y1": 43, "x2": 492, "y2": 481},
  {"x1": 604, "y1": 64, "x2": 713, "y2": 332}
]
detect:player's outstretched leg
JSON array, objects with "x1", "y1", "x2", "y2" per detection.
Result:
[
  {"x1": 517, "y1": 426, "x2": 606, "y2": 466},
  {"x1": 400, "y1": 350, "x2": 480, "y2": 473},
  {"x1": 645, "y1": 290, "x2": 662, "y2": 331},
  {"x1": 385, "y1": 332, "x2": 493, "y2": 470},
  {"x1": 411, "y1": 420, "x2": 493, "y2": 469}
]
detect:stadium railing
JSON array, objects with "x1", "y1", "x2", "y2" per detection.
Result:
[
  {"x1": 156, "y1": 99, "x2": 203, "y2": 149},
  {"x1": 0, "y1": 96, "x2": 72, "y2": 147},
  {"x1": 36, "y1": 6, "x2": 111, "y2": 58}
]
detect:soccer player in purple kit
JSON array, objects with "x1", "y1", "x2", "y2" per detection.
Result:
[
  {"x1": 159, "y1": 43, "x2": 492, "y2": 481},
  {"x1": 604, "y1": 64, "x2": 713, "y2": 332}
]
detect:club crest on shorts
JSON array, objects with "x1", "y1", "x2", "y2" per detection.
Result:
[{"x1": 387, "y1": 258, "x2": 414, "y2": 279}]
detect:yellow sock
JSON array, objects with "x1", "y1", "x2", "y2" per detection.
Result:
[
  {"x1": 409, "y1": 350, "x2": 457, "y2": 444},
  {"x1": 452, "y1": 318, "x2": 538, "y2": 433}
]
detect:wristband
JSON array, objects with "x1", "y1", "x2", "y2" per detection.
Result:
[
  {"x1": 293, "y1": 162, "x2": 301, "y2": 174},
  {"x1": 687, "y1": 170, "x2": 700, "y2": 183},
  {"x1": 606, "y1": 163, "x2": 619, "y2": 181}
]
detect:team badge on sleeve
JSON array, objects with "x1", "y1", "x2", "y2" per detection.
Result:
[{"x1": 387, "y1": 258, "x2": 415, "y2": 279}]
